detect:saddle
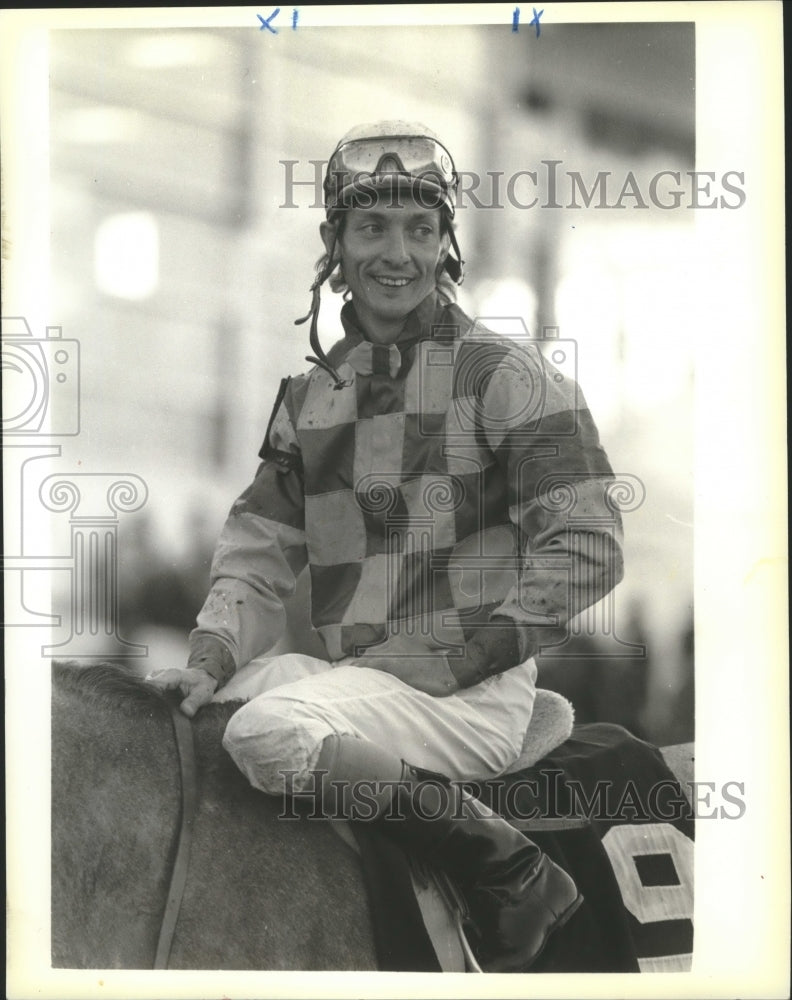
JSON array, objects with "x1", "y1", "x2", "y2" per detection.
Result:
[{"x1": 330, "y1": 688, "x2": 576, "y2": 972}]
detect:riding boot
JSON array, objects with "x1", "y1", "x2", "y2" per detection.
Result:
[
  {"x1": 311, "y1": 734, "x2": 582, "y2": 972},
  {"x1": 382, "y1": 762, "x2": 582, "y2": 971}
]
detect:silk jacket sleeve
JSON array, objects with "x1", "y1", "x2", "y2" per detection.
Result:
[
  {"x1": 479, "y1": 341, "x2": 624, "y2": 661},
  {"x1": 188, "y1": 381, "x2": 308, "y2": 685}
]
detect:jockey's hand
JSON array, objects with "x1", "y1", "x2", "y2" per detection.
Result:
[
  {"x1": 145, "y1": 667, "x2": 218, "y2": 718},
  {"x1": 354, "y1": 634, "x2": 461, "y2": 697}
]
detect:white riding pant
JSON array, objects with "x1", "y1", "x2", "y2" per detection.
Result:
[{"x1": 215, "y1": 653, "x2": 537, "y2": 796}]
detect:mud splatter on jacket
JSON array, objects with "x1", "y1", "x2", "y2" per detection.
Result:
[{"x1": 190, "y1": 293, "x2": 623, "y2": 683}]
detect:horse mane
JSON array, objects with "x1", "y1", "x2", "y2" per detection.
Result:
[
  {"x1": 51, "y1": 660, "x2": 245, "y2": 735},
  {"x1": 52, "y1": 660, "x2": 173, "y2": 718}
]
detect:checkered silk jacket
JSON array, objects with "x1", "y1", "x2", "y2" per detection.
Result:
[{"x1": 190, "y1": 293, "x2": 624, "y2": 674}]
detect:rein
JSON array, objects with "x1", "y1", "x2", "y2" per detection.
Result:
[{"x1": 154, "y1": 703, "x2": 198, "y2": 970}]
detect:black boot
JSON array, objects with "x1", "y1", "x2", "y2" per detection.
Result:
[
  {"x1": 308, "y1": 734, "x2": 582, "y2": 971},
  {"x1": 381, "y1": 764, "x2": 583, "y2": 972}
]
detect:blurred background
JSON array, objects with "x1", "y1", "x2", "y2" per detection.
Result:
[{"x1": 44, "y1": 22, "x2": 695, "y2": 745}]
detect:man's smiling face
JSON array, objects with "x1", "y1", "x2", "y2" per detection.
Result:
[{"x1": 322, "y1": 192, "x2": 449, "y2": 343}]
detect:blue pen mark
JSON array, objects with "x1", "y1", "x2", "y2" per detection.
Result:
[
  {"x1": 292, "y1": 8, "x2": 298, "y2": 29},
  {"x1": 512, "y1": 7, "x2": 520, "y2": 31},
  {"x1": 530, "y1": 6, "x2": 544, "y2": 37},
  {"x1": 257, "y1": 8, "x2": 280, "y2": 33}
]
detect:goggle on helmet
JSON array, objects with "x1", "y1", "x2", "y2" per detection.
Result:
[
  {"x1": 296, "y1": 123, "x2": 465, "y2": 387},
  {"x1": 325, "y1": 127, "x2": 458, "y2": 216}
]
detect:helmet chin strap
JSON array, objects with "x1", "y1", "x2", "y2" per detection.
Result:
[
  {"x1": 296, "y1": 209, "x2": 464, "y2": 389},
  {"x1": 295, "y1": 226, "x2": 352, "y2": 390},
  {"x1": 444, "y1": 226, "x2": 465, "y2": 284}
]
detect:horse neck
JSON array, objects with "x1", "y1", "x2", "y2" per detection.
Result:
[
  {"x1": 163, "y1": 701, "x2": 380, "y2": 971},
  {"x1": 52, "y1": 683, "x2": 378, "y2": 971},
  {"x1": 51, "y1": 680, "x2": 181, "y2": 968}
]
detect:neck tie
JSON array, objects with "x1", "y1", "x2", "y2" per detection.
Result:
[{"x1": 342, "y1": 341, "x2": 403, "y2": 378}]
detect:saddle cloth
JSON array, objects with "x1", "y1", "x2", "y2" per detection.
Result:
[{"x1": 336, "y1": 713, "x2": 695, "y2": 974}]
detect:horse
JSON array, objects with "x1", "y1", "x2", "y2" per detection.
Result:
[
  {"x1": 51, "y1": 660, "x2": 378, "y2": 970},
  {"x1": 52, "y1": 660, "x2": 695, "y2": 972}
]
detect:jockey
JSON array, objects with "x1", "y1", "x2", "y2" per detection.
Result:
[{"x1": 148, "y1": 121, "x2": 624, "y2": 972}]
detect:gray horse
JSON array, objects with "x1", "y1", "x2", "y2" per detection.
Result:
[
  {"x1": 51, "y1": 661, "x2": 378, "y2": 970},
  {"x1": 52, "y1": 660, "x2": 694, "y2": 971}
]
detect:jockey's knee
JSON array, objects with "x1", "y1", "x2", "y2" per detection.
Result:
[{"x1": 222, "y1": 695, "x2": 333, "y2": 796}]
